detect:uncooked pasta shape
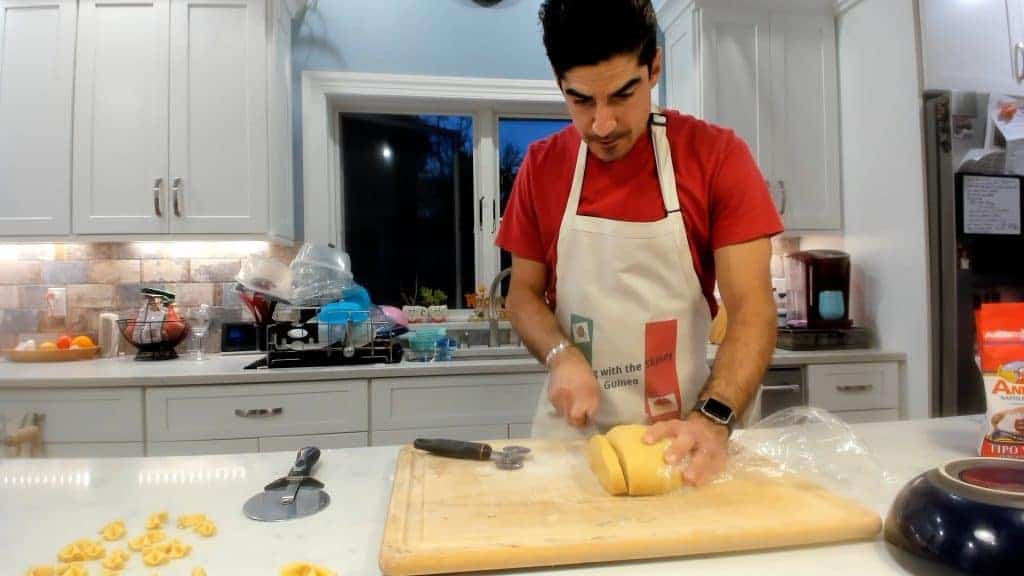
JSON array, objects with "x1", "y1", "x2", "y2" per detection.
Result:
[
  {"x1": 279, "y1": 561, "x2": 337, "y2": 576},
  {"x1": 98, "y1": 520, "x2": 126, "y2": 542}
]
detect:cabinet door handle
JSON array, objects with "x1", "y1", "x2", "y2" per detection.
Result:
[
  {"x1": 777, "y1": 180, "x2": 787, "y2": 215},
  {"x1": 836, "y1": 384, "x2": 873, "y2": 393},
  {"x1": 491, "y1": 197, "x2": 498, "y2": 234},
  {"x1": 478, "y1": 196, "x2": 485, "y2": 231},
  {"x1": 153, "y1": 178, "x2": 164, "y2": 217},
  {"x1": 1015, "y1": 43, "x2": 1024, "y2": 82},
  {"x1": 762, "y1": 384, "x2": 802, "y2": 393},
  {"x1": 172, "y1": 177, "x2": 183, "y2": 217},
  {"x1": 234, "y1": 408, "x2": 283, "y2": 418}
]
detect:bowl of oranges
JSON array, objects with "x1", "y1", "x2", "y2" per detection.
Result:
[{"x1": 3, "y1": 335, "x2": 100, "y2": 363}]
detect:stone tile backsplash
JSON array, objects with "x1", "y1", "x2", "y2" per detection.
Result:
[{"x1": 0, "y1": 242, "x2": 298, "y2": 352}]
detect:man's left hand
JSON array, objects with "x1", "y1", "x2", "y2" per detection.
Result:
[{"x1": 643, "y1": 413, "x2": 729, "y2": 486}]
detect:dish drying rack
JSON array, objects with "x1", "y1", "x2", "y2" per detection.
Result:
[{"x1": 245, "y1": 297, "x2": 403, "y2": 369}]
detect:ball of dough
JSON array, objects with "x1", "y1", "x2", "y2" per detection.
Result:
[
  {"x1": 588, "y1": 435, "x2": 627, "y2": 496},
  {"x1": 604, "y1": 424, "x2": 682, "y2": 496}
]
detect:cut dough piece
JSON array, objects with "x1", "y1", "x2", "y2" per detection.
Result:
[
  {"x1": 279, "y1": 561, "x2": 337, "y2": 576},
  {"x1": 605, "y1": 424, "x2": 682, "y2": 496},
  {"x1": 588, "y1": 435, "x2": 627, "y2": 496},
  {"x1": 192, "y1": 568, "x2": 207, "y2": 576},
  {"x1": 25, "y1": 566, "x2": 55, "y2": 576}
]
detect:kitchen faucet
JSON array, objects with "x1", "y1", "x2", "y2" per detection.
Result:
[{"x1": 488, "y1": 267, "x2": 512, "y2": 348}]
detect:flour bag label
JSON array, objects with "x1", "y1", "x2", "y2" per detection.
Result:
[{"x1": 975, "y1": 303, "x2": 1024, "y2": 458}]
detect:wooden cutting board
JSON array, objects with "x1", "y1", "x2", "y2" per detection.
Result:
[{"x1": 379, "y1": 439, "x2": 881, "y2": 575}]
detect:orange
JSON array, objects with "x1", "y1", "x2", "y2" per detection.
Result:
[
  {"x1": 56, "y1": 334, "x2": 72, "y2": 350},
  {"x1": 71, "y1": 335, "x2": 95, "y2": 348}
]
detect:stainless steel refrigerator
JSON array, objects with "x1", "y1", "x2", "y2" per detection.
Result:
[{"x1": 925, "y1": 91, "x2": 1024, "y2": 416}]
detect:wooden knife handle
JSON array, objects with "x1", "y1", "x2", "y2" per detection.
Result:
[{"x1": 413, "y1": 439, "x2": 493, "y2": 461}]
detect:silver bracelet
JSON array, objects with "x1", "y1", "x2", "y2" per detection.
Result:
[{"x1": 544, "y1": 339, "x2": 572, "y2": 368}]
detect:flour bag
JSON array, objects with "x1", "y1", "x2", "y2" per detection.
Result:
[{"x1": 975, "y1": 303, "x2": 1024, "y2": 458}]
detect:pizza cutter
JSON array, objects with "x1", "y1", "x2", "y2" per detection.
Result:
[
  {"x1": 243, "y1": 446, "x2": 330, "y2": 521},
  {"x1": 413, "y1": 439, "x2": 531, "y2": 470}
]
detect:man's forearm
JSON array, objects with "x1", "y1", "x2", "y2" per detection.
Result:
[
  {"x1": 507, "y1": 288, "x2": 567, "y2": 364},
  {"x1": 700, "y1": 297, "x2": 777, "y2": 417}
]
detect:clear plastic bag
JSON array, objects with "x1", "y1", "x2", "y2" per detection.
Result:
[{"x1": 724, "y1": 407, "x2": 896, "y2": 502}]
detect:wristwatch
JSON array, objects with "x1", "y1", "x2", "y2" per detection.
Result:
[{"x1": 694, "y1": 397, "x2": 736, "y2": 436}]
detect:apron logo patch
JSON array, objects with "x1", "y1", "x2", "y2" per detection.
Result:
[
  {"x1": 570, "y1": 314, "x2": 594, "y2": 365},
  {"x1": 645, "y1": 319, "x2": 682, "y2": 422}
]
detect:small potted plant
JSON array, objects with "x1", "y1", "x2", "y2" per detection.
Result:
[
  {"x1": 401, "y1": 282, "x2": 427, "y2": 324},
  {"x1": 421, "y1": 287, "x2": 449, "y2": 323}
]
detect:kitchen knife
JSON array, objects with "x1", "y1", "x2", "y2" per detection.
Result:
[
  {"x1": 243, "y1": 446, "x2": 330, "y2": 522},
  {"x1": 414, "y1": 438, "x2": 531, "y2": 470}
]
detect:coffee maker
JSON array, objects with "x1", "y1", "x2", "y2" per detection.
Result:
[{"x1": 785, "y1": 250, "x2": 853, "y2": 329}]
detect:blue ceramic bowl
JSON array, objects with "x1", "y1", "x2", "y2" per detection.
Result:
[{"x1": 885, "y1": 458, "x2": 1024, "y2": 575}]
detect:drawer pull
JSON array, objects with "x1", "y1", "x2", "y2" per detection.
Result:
[
  {"x1": 836, "y1": 384, "x2": 874, "y2": 393},
  {"x1": 234, "y1": 408, "x2": 284, "y2": 418}
]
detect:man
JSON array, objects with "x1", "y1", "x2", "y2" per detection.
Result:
[{"x1": 496, "y1": 0, "x2": 783, "y2": 487}]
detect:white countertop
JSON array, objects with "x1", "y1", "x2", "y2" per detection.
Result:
[
  {"x1": 0, "y1": 416, "x2": 981, "y2": 575},
  {"x1": 0, "y1": 346, "x2": 906, "y2": 388}
]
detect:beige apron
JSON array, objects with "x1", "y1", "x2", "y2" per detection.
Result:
[{"x1": 531, "y1": 113, "x2": 711, "y2": 439}]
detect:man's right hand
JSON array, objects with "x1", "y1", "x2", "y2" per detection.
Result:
[{"x1": 547, "y1": 347, "x2": 600, "y2": 428}]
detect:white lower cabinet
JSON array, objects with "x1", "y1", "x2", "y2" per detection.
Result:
[
  {"x1": 369, "y1": 373, "x2": 544, "y2": 446},
  {"x1": 807, "y1": 362, "x2": 900, "y2": 422},
  {"x1": 145, "y1": 380, "x2": 369, "y2": 442},
  {"x1": 509, "y1": 423, "x2": 532, "y2": 439},
  {"x1": 46, "y1": 442, "x2": 144, "y2": 458},
  {"x1": 371, "y1": 425, "x2": 508, "y2": 447},
  {"x1": 259, "y1": 432, "x2": 368, "y2": 452},
  {"x1": 147, "y1": 438, "x2": 259, "y2": 457}
]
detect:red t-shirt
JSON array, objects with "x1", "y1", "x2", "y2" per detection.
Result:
[{"x1": 496, "y1": 109, "x2": 784, "y2": 316}]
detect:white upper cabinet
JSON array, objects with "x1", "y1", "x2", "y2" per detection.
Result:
[
  {"x1": 69, "y1": 0, "x2": 290, "y2": 238},
  {"x1": 73, "y1": 0, "x2": 170, "y2": 235},
  {"x1": 169, "y1": 0, "x2": 267, "y2": 234},
  {"x1": 659, "y1": 0, "x2": 841, "y2": 232},
  {"x1": 919, "y1": 0, "x2": 1021, "y2": 93},
  {"x1": 0, "y1": 0, "x2": 76, "y2": 236},
  {"x1": 769, "y1": 13, "x2": 841, "y2": 230}
]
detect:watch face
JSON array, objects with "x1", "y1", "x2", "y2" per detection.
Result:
[{"x1": 702, "y1": 398, "x2": 734, "y2": 423}]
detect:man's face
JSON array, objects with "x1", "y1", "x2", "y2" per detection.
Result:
[{"x1": 560, "y1": 49, "x2": 662, "y2": 162}]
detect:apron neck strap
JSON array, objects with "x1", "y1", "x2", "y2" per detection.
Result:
[
  {"x1": 649, "y1": 112, "x2": 681, "y2": 214},
  {"x1": 563, "y1": 111, "x2": 681, "y2": 220}
]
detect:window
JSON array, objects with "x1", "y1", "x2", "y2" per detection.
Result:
[
  {"x1": 498, "y1": 117, "x2": 573, "y2": 273},
  {"x1": 336, "y1": 108, "x2": 569, "y2": 309},
  {"x1": 340, "y1": 113, "x2": 475, "y2": 308}
]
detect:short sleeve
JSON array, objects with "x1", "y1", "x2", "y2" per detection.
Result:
[
  {"x1": 708, "y1": 135, "x2": 785, "y2": 249},
  {"x1": 496, "y1": 147, "x2": 546, "y2": 262}
]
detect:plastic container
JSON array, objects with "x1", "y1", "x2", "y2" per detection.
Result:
[
  {"x1": 236, "y1": 255, "x2": 293, "y2": 302},
  {"x1": 289, "y1": 244, "x2": 354, "y2": 306}
]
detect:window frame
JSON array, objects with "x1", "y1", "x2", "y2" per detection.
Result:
[{"x1": 302, "y1": 71, "x2": 567, "y2": 295}]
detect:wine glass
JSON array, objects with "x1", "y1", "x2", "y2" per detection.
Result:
[{"x1": 188, "y1": 304, "x2": 211, "y2": 361}]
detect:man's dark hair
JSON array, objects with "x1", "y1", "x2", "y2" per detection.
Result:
[{"x1": 539, "y1": 0, "x2": 659, "y2": 80}]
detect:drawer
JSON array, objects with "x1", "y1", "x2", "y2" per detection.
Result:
[
  {"x1": 0, "y1": 388, "x2": 143, "y2": 442},
  {"x1": 509, "y1": 423, "x2": 532, "y2": 439},
  {"x1": 46, "y1": 442, "x2": 145, "y2": 458},
  {"x1": 147, "y1": 438, "x2": 260, "y2": 457},
  {"x1": 807, "y1": 363, "x2": 899, "y2": 412},
  {"x1": 833, "y1": 409, "x2": 900, "y2": 425},
  {"x1": 259, "y1": 432, "x2": 368, "y2": 452},
  {"x1": 146, "y1": 381, "x2": 369, "y2": 442},
  {"x1": 371, "y1": 374, "x2": 544, "y2": 430},
  {"x1": 371, "y1": 424, "x2": 509, "y2": 447}
]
